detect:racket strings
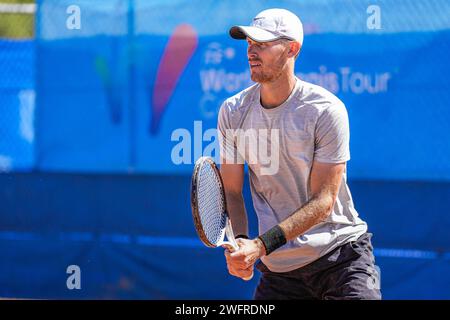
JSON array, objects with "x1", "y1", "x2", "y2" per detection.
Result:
[{"x1": 197, "y1": 162, "x2": 226, "y2": 245}]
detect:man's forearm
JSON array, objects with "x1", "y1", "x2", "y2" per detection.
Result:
[
  {"x1": 255, "y1": 191, "x2": 334, "y2": 257},
  {"x1": 225, "y1": 191, "x2": 249, "y2": 237},
  {"x1": 279, "y1": 191, "x2": 334, "y2": 241}
]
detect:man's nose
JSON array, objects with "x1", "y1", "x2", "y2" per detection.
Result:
[
  {"x1": 247, "y1": 44, "x2": 257, "y2": 57},
  {"x1": 248, "y1": 51, "x2": 258, "y2": 60}
]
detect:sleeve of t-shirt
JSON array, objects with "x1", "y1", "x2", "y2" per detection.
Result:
[
  {"x1": 314, "y1": 104, "x2": 351, "y2": 163},
  {"x1": 217, "y1": 101, "x2": 243, "y2": 164}
]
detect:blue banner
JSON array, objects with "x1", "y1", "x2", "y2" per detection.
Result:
[
  {"x1": 31, "y1": 0, "x2": 450, "y2": 180},
  {"x1": 0, "y1": 40, "x2": 35, "y2": 171}
]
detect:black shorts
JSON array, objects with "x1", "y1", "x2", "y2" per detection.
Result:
[{"x1": 254, "y1": 232, "x2": 382, "y2": 300}]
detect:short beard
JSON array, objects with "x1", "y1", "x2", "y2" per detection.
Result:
[
  {"x1": 251, "y1": 68, "x2": 284, "y2": 83},
  {"x1": 250, "y1": 54, "x2": 288, "y2": 83}
]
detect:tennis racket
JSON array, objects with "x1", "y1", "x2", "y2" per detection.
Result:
[{"x1": 191, "y1": 156, "x2": 253, "y2": 281}]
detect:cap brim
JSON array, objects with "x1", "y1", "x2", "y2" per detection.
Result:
[{"x1": 229, "y1": 26, "x2": 281, "y2": 42}]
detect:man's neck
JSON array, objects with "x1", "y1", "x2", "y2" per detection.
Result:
[{"x1": 260, "y1": 73, "x2": 297, "y2": 109}]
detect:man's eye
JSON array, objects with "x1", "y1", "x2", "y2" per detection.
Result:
[{"x1": 247, "y1": 42, "x2": 265, "y2": 48}]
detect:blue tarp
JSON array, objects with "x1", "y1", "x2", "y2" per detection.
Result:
[{"x1": 0, "y1": 173, "x2": 449, "y2": 299}]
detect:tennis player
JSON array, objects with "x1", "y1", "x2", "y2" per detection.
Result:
[{"x1": 218, "y1": 8, "x2": 381, "y2": 299}]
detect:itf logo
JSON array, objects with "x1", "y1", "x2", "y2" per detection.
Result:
[{"x1": 150, "y1": 24, "x2": 198, "y2": 134}]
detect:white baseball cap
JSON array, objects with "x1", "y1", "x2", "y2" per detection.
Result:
[{"x1": 229, "y1": 8, "x2": 303, "y2": 45}]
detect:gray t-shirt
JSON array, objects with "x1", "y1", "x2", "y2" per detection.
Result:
[{"x1": 217, "y1": 78, "x2": 367, "y2": 272}]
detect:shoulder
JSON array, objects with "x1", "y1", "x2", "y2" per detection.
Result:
[
  {"x1": 219, "y1": 83, "x2": 260, "y2": 116},
  {"x1": 297, "y1": 80, "x2": 347, "y2": 118}
]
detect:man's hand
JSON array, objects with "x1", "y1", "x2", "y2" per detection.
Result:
[{"x1": 223, "y1": 238, "x2": 266, "y2": 280}]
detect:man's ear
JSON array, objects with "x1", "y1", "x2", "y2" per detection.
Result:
[{"x1": 288, "y1": 41, "x2": 301, "y2": 59}]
